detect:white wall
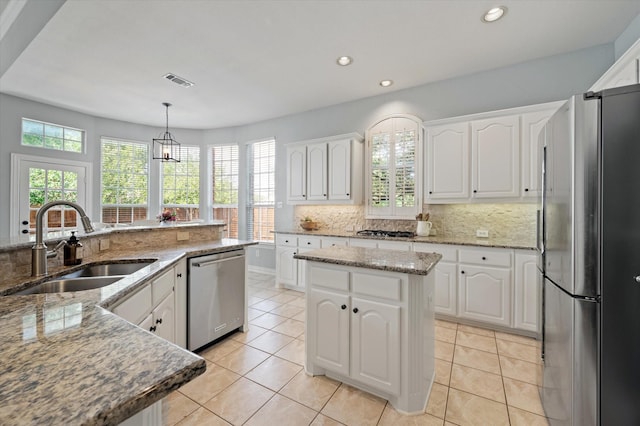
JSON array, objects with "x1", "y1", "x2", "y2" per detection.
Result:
[{"x1": 0, "y1": 43, "x2": 614, "y2": 243}]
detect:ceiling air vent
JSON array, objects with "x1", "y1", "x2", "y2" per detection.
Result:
[{"x1": 163, "y1": 73, "x2": 195, "y2": 88}]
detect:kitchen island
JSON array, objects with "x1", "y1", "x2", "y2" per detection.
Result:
[
  {"x1": 295, "y1": 246, "x2": 441, "y2": 414},
  {"x1": 0, "y1": 230, "x2": 256, "y2": 426}
]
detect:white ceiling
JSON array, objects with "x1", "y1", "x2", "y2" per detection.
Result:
[{"x1": 1, "y1": 0, "x2": 640, "y2": 129}]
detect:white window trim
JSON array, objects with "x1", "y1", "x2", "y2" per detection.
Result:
[
  {"x1": 245, "y1": 137, "x2": 276, "y2": 242},
  {"x1": 10, "y1": 153, "x2": 93, "y2": 238},
  {"x1": 21, "y1": 117, "x2": 86, "y2": 154}
]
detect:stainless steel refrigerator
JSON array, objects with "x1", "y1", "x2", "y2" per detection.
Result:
[{"x1": 539, "y1": 83, "x2": 640, "y2": 426}]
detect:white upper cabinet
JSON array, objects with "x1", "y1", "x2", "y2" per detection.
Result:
[
  {"x1": 366, "y1": 115, "x2": 423, "y2": 219},
  {"x1": 590, "y1": 38, "x2": 640, "y2": 91},
  {"x1": 306, "y1": 142, "x2": 328, "y2": 201},
  {"x1": 425, "y1": 122, "x2": 470, "y2": 200},
  {"x1": 471, "y1": 115, "x2": 520, "y2": 199},
  {"x1": 521, "y1": 110, "x2": 555, "y2": 198},
  {"x1": 286, "y1": 133, "x2": 363, "y2": 204},
  {"x1": 287, "y1": 145, "x2": 307, "y2": 201}
]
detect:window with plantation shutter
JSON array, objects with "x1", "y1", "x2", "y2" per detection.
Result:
[
  {"x1": 366, "y1": 115, "x2": 422, "y2": 219},
  {"x1": 212, "y1": 144, "x2": 239, "y2": 238},
  {"x1": 162, "y1": 145, "x2": 200, "y2": 221},
  {"x1": 247, "y1": 139, "x2": 275, "y2": 242},
  {"x1": 100, "y1": 138, "x2": 149, "y2": 224}
]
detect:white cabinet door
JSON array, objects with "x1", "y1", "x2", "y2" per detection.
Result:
[
  {"x1": 321, "y1": 237, "x2": 348, "y2": 248},
  {"x1": 426, "y1": 122, "x2": 469, "y2": 200},
  {"x1": 458, "y1": 264, "x2": 512, "y2": 327},
  {"x1": 174, "y1": 259, "x2": 187, "y2": 349},
  {"x1": 351, "y1": 297, "x2": 401, "y2": 394},
  {"x1": 434, "y1": 262, "x2": 457, "y2": 316},
  {"x1": 296, "y1": 247, "x2": 317, "y2": 290},
  {"x1": 307, "y1": 142, "x2": 328, "y2": 201},
  {"x1": 138, "y1": 313, "x2": 153, "y2": 332},
  {"x1": 377, "y1": 240, "x2": 412, "y2": 251},
  {"x1": 471, "y1": 115, "x2": 520, "y2": 198},
  {"x1": 349, "y1": 238, "x2": 378, "y2": 248},
  {"x1": 308, "y1": 288, "x2": 350, "y2": 376},
  {"x1": 113, "y1": 284, "x2": 152, "y2": 325},
  {"x1": 276, "y1": 247, "x2": 297, "y2": 287},
  {"x1": 328, "y1": 139, "x2": 352, "y2": 200},
  {"x1": 521, "y1": 110, "x2": 553, "y2": 198},
  {"x1": 287, "y1": 145, "x2": 307, "y2": 201},
  {"x1": 153, "y1": 291, "x2": 175, "y2": 344},
  {"x1": 514, "y1": 253, "x2": 539, "y2": 332}
]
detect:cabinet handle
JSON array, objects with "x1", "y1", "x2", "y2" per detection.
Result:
[
  {"x1": 482, "y1": 256, "x2": 486, "y2": 260},
  {"x1": 307, "y1": 242, "x2": 311, "y2": 245},
  {"x1": 285, "y1": 240, "x2": 289, "y2": 243},
  {"x1": 177, "y1": 273, "x2": 182, "y2": 278},
  {"x1": 353, "y1": 308, "x2": 359, "y2": 313},
  {"x1": 461, "y1": 270, "x2": 465, "y2": 274},
  {"x1": 346, "y1": 193, "x2": 350, "y2": 196},
  {"x1": 473, "y1": 190, "x2": 477, "y2": 193},
  {"x1": 22, "y1": 229, "x2": 29, "y2": 234},
  {"x1": 22, "y1": 220, "x2": 29, "y2": 225},
  {"x1": 156, "y1": 318, "x2": 162, "y2": 324},
  {"x1": 429, "y1": 191, "x2": 433, "y2": 194},
  {"x1": 525, "y1": 188, "x2": 529, "y2": 192},
  {"x1": 341, "y1": 304, "x2": 347, "y2": 310},
  {"x1": 323, "y1": 194, "x2": 326, "y2": 197},
  {"x1": 150, "y1": 325, "x2": 157, "y2": 332}
]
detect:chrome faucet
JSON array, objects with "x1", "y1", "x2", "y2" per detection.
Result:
[{"x1": 32, "y1": 201, "x2": 95, "y2": 276}]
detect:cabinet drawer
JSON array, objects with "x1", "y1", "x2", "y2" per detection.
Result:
[
  {"x1": 352, "y1": 273, "x2": 402, "y2": 301},
  {"x1": 152, "y1": 268, "x2": 174, "y2": 306},
  {"x1": 459, "y1": 249, "x2": 511, "y2": 267},
  {"x1": 321, "y1": 237, "x2": 348, "y2": 248},
  {"x1": 413, "y1": 243, "x2": 457, "y2": 262},
  {"x1": 276, "y1": 234, "x2": 298, "y2": 247},
  {"x1": 113, "y1": 284, "x2": 152, "y2": 325},
  {"x1": 309, "y1": 265, "x2": 349, "y2": 291},
  {"x1": 298, "y1": 236, "x2": 321, "y2": 248}
]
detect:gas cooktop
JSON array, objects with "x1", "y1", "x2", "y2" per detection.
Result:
[{"x1": 356, "y1": 230, "x2": 416, "y2": 238}]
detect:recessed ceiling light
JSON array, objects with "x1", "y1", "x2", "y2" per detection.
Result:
[
  {"x1": 482, "y1": 6, "x2": 507, "y2": 23},
  {"x1": 379, "y1": 80, "x2": 393, "y2": 87},
  {"x1": 336, "y1": 56, "x2": 353, "y2": 66}
]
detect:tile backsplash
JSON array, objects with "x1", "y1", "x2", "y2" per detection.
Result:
[{"x1": 295, "y1": 203, "x2": 538, "y2": 243}]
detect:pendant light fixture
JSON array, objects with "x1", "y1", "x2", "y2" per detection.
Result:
[{"x1": 153, "y1": 102, "x2": 181, "y2": 162}]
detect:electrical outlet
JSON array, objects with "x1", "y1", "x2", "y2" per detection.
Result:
[
  {"x1": 177, "y1": 232, "x2": 189, "y2": 241},
  {"x1": 476, "y1": 229, "x2": 489, "y2": 238},
  {"x1": 99, "y1": 239, "x2": 110, "y2": 251}
]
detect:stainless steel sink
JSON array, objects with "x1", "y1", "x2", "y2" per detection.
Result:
[
  {"x1": 60, "y1": 261, "x2": 155, "y2": 278},
  {"x1": 15, "y1": 276, "x2": 124, "y2": 295}
]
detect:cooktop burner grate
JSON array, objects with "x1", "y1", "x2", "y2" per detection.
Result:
[{"x1": 356, "y1": 229, "x2": 416, "y2": 238}]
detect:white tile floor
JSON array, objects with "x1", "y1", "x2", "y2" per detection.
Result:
[{"x1": 165, "y1": 271, "x2": 548, "y2": 425}]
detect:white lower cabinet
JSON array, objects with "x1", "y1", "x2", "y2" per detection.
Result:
[
  {"x1": 112, "y1": 260, "x2": 186, "y2": 346},
  {"x1": 458, "y1": 263, "x2": 512, "y2": 327},
  {"x1": 306, "y1": 262, "x2": 433, "y2": 414},
  {"x1": 514, "y1": 252, "x2": 539, "y2": 332},
  {"x1": 414, "y1": 243, "x2": 458, "y2": 316}
]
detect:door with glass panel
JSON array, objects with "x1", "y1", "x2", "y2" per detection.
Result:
[{"x1": 17, "y1": 159, "x2": 87, "y2": 236}]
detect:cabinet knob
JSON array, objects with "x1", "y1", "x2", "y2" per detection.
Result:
[
  {"x1": 461, "y1": 270, "x2": 465, "y2": 274},
  {"x1": 346, "y1": 193, "x2": 350, "y2": 196},
  {"x1": 307, "y1": 242, "x2": 311, "y2": 245},
  {"x1": 482, "y1": 256, "x2": 486, "y2": 260},
  {"x1": 429, "y1": 191, "x2": 433, "y2": 194},
  {"x1": 353, "y1": 308, "x2": 359, "y2": 313},
  {"x1": 634, "y1": 275, "x2": 640, "y2": 284},
  {"x1": 525, "y1": 188, "x2": 529, "y2": 192},
  {"x1": 177, "y1": 273, "x2": 182, "y2": 278},
  {"x1": 22, "y1": 229, "x2": 29, "y2": 234},
  {"x1": 156, "y1": 318, "x2": 163, "y2": 324},
  {"x1": 285, "y1": 240, "x2": 289, "y2": 243},
  {"x1": 22, "y1": 220, "x2": 29, "y2": 225},
  {"x1": 473, "y1": 190, "x2": 477, "y2": 193},
  {"x1": 341, "y1": 304, "x2": 347, "y2": 310},
  {"x1": 323, "y1": 194, "x2": 326, "y2": 197},
  {"x1": 150, "y1": 325, "x2": 157, "y2": 332}
]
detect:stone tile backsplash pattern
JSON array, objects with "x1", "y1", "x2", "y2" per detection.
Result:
[
  {"x1": 0, "y1": 225, "x2": 224, "y2": 282},
  {"x1": 295, "y1": 204, "x2": 537, "y2": 244}
]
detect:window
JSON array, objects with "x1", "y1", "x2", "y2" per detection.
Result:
[
  {"x1": 162, "y1": 145, "x2": 200, "y2": 221},
  {"x1": 101, "y1": 138, "x2": 149, "y2": 224},
  {"x1": 212, "y1": 145, "x2": 239, "y2": 238},
  {"x1": 22, "y1": 118, "x2": 84, "y2": 153},
  {"x1": 247, "y1": 139, "x2": 275, "y2": 242},
  {"x1": 27, "y1": 167, "x2": 80, "y2": 233}
]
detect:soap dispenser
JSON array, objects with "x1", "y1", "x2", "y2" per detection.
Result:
[{"x1": 64, "y1": 231, "x2": 83, "y2": 266}]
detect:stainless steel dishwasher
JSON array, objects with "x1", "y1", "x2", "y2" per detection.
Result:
[{"x1": 187, "y1": 248, "x2": 245, "y2": 351}]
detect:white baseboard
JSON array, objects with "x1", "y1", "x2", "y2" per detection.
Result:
[{"x1": 248, "y1": 265, "x2": 275, "y2": 275}]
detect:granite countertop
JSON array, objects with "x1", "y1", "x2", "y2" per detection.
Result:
[
  {"x1": 275, "y1": 228, "x2": 536, "y2": 250},
  {"x1": 295, "y1": 246, "x2": 442, "y2": 276},
  {"x1": 0, "y1": 239, "x2": 256, "y2": 425}
]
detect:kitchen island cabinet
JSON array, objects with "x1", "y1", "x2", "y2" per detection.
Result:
[{"x1": 296, "y1": 246, "x2": 441, "y2": 414}]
